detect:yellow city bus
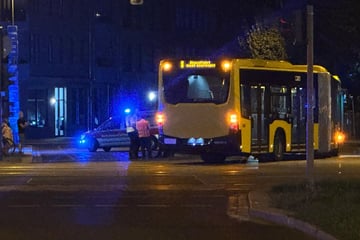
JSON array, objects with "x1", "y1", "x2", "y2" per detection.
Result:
[{"x1": 156, "y1": 58, "x2": 345, "y2": 163}]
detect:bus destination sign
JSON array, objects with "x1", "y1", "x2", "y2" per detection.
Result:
[{"x1": 180, "y1": 60, "x2": 216, "y2": 69}]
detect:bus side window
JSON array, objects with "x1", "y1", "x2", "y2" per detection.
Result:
[
  {"x1": 240, "y1": 84, "x2": 251, "y2": 118},
  {"x1": 270, "y1": 86, "x2": 289, "y2": 119}
]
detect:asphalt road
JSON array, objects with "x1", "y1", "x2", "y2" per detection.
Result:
[{"x1": 13, "y1": 141, "x2": 360, "y2": 240}]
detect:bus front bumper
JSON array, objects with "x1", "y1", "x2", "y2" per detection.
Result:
[{"x1": 159, "y1": 134, "x2": 241, "y2": 154}]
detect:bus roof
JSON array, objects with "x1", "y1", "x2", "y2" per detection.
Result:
[
  {"x1": 233, "y1": 59, "x2": 329, "y2": 73},
  {"x1": 290, "y1": 64, "x2": 329, "y2": 73},
  {"x1": 159, "y1": 58, "x2": 337, "y2": 79}
]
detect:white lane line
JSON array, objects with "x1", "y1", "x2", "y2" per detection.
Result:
[
  {"x1": 8, "y1": 203, "x2": 214, "y2": 209},
  {"x1": 181, "y1": 204, "x2": 213, "y2": 208},
  {"x1": 8, "y1": 204, "x2": 41, "y2": 208},
  {"x1": 137, "y1": 204, "x2": 170, "y2": 208},
  {"x1": 52, "y1": 204, "x2": 85, "y2": 208},
  {"x1": 26, "y1": 178, "x2": 32, "y2": 184},
  {"x1": 94, "y1": 204, "x2": 128, "y2": 208},
  {"x1": 233, "y1": 183, "x2": 255, "y2": 186},
  {"x1": 339, "y1": 155, "x2": 360, "y2": 158}
]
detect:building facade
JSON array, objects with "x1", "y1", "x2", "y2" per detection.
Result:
[{"x1": 1, "y1": 0, "x2": 262, "y2": 138}]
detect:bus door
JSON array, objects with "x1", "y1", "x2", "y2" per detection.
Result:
[
  {"x1": 291, "y1": 87, "x2": 306, "y2": 150},
  {"x1": 250, "y1": 85, "x2": 269, "y2": 153}
]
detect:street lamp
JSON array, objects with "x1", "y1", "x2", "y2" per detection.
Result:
[
  {"x1": 148, "y1": 91, "x2": 157, "y2": 102},
  {"x1": 50, "y1": 97, "x2": 56, "y2": 105}
]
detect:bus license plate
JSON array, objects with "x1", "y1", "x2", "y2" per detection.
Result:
[{"x1": 164, "y1": 138, "x2": 176, "y2": 144}]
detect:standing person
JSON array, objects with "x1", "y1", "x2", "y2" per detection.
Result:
[
  {"x1": 126, "y1": 110, "x2": 139, "y2": 159},
  {"x1": 2, "y1": 118, "x2": 13, "y2": 155},
  {"x1": 136, "y1": 113, "x2": 152, "y2": 159},
  {"x1": 17, "y1": 111, "x2": 28, "y2": 154}
]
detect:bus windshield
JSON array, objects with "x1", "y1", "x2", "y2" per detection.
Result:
[{"x1": 163, "y1": 69, "x2": 230, "y2": 104}]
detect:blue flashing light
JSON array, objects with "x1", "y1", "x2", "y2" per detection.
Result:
[
  {"x1": 77, "y1": 134, "x2": 88, "y2": 148},
  {"x1": 124, "y1": 108, "x2": 131, "y2": 114}
]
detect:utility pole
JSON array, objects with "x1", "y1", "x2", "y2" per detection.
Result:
[
  {"x1": 88, "y1": 4, "x2": 94, "y2": 131},
  {"x1": 306, "y1": 5, "x2": 314, "y2": 179},
  {"x1": 11, "y1": 0, "x2": 15, "y2": 25}
]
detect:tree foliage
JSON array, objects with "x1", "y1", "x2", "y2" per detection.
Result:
[{"x1": 239, "y1": 24, "x2": 288, "y2": 60}]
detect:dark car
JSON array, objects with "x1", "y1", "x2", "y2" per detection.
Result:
[{"x1": 79, "y1": 111, "x2": 159, "y2": 153}]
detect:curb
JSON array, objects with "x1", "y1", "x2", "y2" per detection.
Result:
[{"x1": 248, "y1": 191, "x2": 338, "y2": 240}]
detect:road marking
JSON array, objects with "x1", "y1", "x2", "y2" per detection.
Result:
[
  {"x1": 233, "y1": 183, "x2": 255, "y2": 186},
  {"x1": 8, "y1": 204, "x2": 41, "y2": 208},
  {"x1": 339, "y1": 155, "x2": 360, "y2": 158},
  {"x1": 52, "y1": 204, "x2": 84, "y2": 208},
  {"x1": 95, "y1": 204, "x2": 128, "y2": 208},
  {"x1": 137, "y1": 204, "x2": 169, "y2": 208},
  {"x1": 7, "y1": 203, "x2": 217, "y2": 209},
  {"x1": 181, "y1": 204, "x2": 212, "y2": 208},
  {"x1": 26, "y1": 178, "x2": 32, "y2": 184}
]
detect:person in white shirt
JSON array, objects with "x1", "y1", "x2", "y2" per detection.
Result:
[{"x1": 126, "y1": 110, "x2": 140, "y2": 159}]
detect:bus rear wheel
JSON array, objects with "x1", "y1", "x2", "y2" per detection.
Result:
[
  {"x1": 201, "y1": 153, "x2": 225, "y2": 163},
  {"x1": 273, "y1": 133, "x2": 285, "y2": 161}
]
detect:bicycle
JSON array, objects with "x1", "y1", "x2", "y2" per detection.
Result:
[{"x1": 2, "y1": 137, "x2": 16, "y2": 155}]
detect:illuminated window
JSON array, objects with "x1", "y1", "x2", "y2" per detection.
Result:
[{"x1": 27, "y1": 89, "x2": 47, "y2": 128}]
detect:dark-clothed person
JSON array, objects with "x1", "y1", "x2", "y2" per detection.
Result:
[{"x1": 17, "y1": 111, "x2": 28, "y2": 154}]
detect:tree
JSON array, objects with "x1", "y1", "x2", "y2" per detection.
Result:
[{"x1": 239, "y1": 24, "x2": 288, "y2": 60}]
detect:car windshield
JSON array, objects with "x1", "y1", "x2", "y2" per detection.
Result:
[{"x1": 96, "y1": 117, "x2": 123, "y2": 131}]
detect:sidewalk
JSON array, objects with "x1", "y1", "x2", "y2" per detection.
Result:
[
  {"x1": 1, "y1": 137, "x2": 76, "y2": 163},
  {"x1": 0, "y1": 145, "x2": 33, "y2": 163},
  {"x1": 25, "y1": 137, "x2": 77, "y2": 147},
  {"x1": 244, "y1": 140, "x2": 360, "y2": 240}
]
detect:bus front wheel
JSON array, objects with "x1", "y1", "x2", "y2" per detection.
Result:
[
  {"x1": 273, "y1": 133, "x2": 285, "y2": 161},
  {"x1": 201, "y1": 153, "x2": 225, "y2": 163}
]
